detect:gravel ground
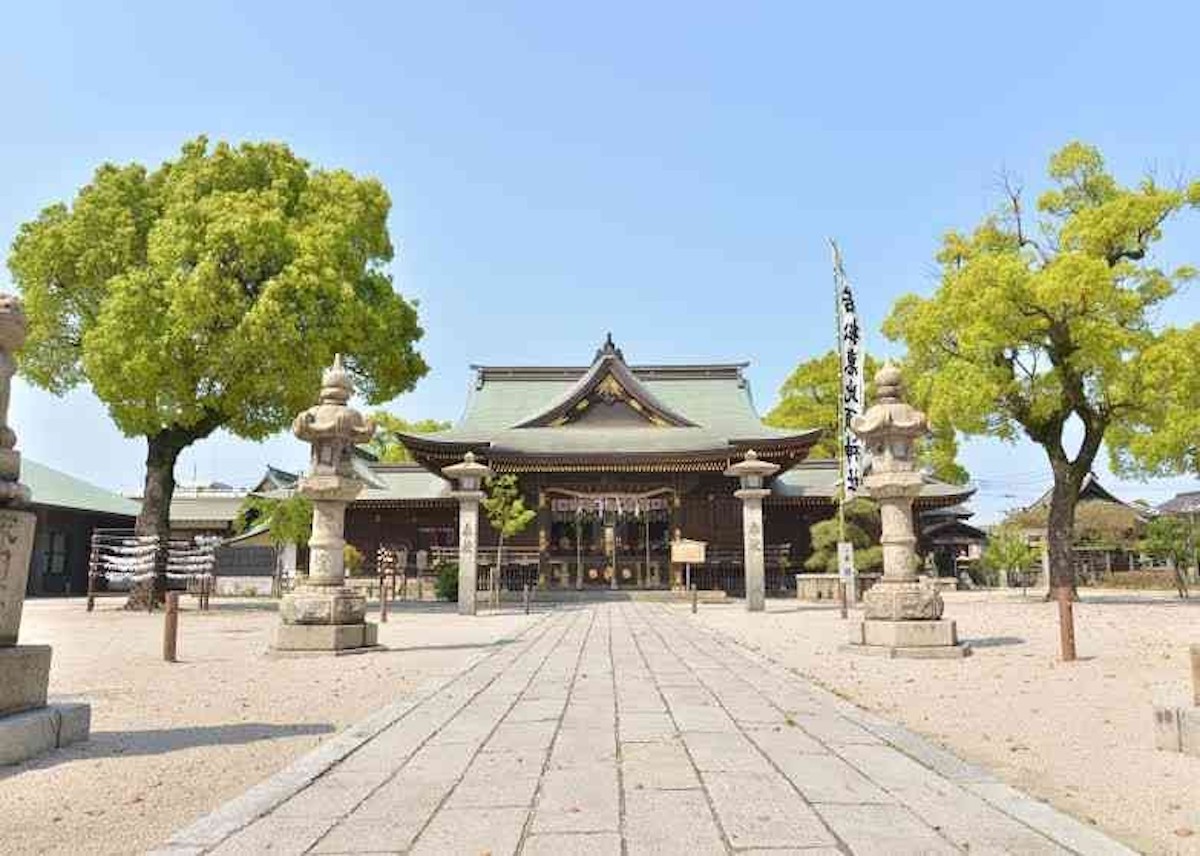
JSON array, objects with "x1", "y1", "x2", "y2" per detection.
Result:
[
  {"x1": 684, "y1": 589, "x2": 1200, "y2": 856},
  {"x1": 0, "y1": 597, "x2": 542, "y2": 856}
]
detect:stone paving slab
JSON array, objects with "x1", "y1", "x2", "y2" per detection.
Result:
[{"x1": 161, "y1": 602, "x2": 1137, "y2": 855}]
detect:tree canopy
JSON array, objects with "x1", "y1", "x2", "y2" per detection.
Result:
[
  {"x1": 882, "y1": 141, "x2": 1200, "y2": 653},
  {"x1": 766, "y1": 349, "x2": 967, "y2": 484},
  {"x1": 8, "y1": 137, "x2": 428, "y2": 603},
  {"x1": 365, "y1": 412, "x2": 451, "y2": 463},
  {"x1": 804, "y1": 498, "x2": 882, "y2": 573},
  {"x1": 234, "y1": 493, "x2": 313, "y2": 546}
]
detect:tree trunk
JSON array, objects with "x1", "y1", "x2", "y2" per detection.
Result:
[
  {"x1": 126, "y1": 434, "x2": 184, "y2": 610},
  {"x1": 1045, "y1": 463, "x2": 1081, "y2": 660}
]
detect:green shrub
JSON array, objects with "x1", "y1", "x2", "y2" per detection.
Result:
[{"x1": 434, "y1": 561, "x2": 459, "y2": 602}]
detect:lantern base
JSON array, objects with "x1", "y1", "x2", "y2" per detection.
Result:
[
  {"x1": 861, "y1": 580, "x2": 944, "y2": 621},
  {"x1": 271, "y1": 621, "x2": 379, "y2": 654},
  {"x1": 280, "y1": 585, "x2": 367, "y2": 625},
  {"x1": 843, "y1": 619, "x2": 971, "y2": 659}
]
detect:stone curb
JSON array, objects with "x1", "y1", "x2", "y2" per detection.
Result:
[
  {"x1": 150, "y1": 612, "x2": 552, "y2": 855},
  {"x1": 683, "y1": 609, "x2": 1139, "y2": 855},
  {"x1": 0, "y1": 701, "x2": 91, "y2": 766}
]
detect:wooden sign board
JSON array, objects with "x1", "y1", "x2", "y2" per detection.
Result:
[{"x1": 671, "y1": 538, "x2": 707, "y2": 565}]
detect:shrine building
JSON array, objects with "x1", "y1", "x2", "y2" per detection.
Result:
[{"x1": 341, "y1": 336, "x2": 972, "y2": 594}]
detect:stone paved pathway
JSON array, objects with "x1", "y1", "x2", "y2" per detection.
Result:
[{"x1": 160, "y1": 603, "x2": 1134, "y2": 855}]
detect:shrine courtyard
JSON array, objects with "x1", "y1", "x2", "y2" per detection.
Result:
[{"x1": 6, "y1": 592, "x2": 1196, "y2": 855}]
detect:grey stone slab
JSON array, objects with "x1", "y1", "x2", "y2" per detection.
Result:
[
  {"x1": 815, "y1": 803, "x2": 959, "y2": 855},
  {"x1": 865, "y1": 721, "x2": 997, "y2": 783},
  {"x1": 772, "y1": 751, "x2": 895, "y2": 805},
  {"x1": 702, "y1": 771, "x2": 836, "y2": 849},
  {"x1": 670, "y1": 703, "x2": 738, "y2": 733},
  {"x1": 550, "y1": 726, "x2": 617, "y2": 767},
  {"x1": 311, "y1": 814, "x2": 430, "y2": 853},
  {"x1": 624, "y1": 787, "x2": 726, "y2": 856},
  {"x1": 448, "y1": 751, "x2": 545, "y2": 808},
  {"x1": 209, "y1": 814, "x2": 336, "y2": 855},
  {"x1": 967, "y1": 781, "x2": 1138, "y2": 856},
  {"x1": 485, "y1": 719, "x2": 559, "y2": 754},
  {"x1": 508, "y1": 697, "x2": 567, "y2": 722},
  {"x1": 790, "y1": 712, "x2": 882, "y2": 746},
  {"x1": 345, "y1": 770, "x2": 451, "y2": 823},
  {"x1": 410, "y1": 806, "x2": 528, "y2": 856},
  {"x1": 521, "y1": 832, "x2": 623, "y2": 855},
  {"x1": 531, "y1": 764, "x2": 620, "y2": 834},
  {"x1": 682, "y1": 731, "x2": 772, "y2": 773},
  {"x1": 838, "y1": 741, "x2": 1041, "y2": 849},
  {"x1": 0, "y1": 644, "x2": 50, "y2": 715},
  {"x1": 621, "y1": 739, "x2": 701, "y2": 791},
  {"x1": 660, "y1": 685, "x2": 715, "y2": 707},
  {"x1": 56, "y1": 701, "x2": 91, "y2": 748},
  {"x1": 272, "y1": 772, "x2": 382, "y2": 819},
  {"x1": 618, "y1": 711, "x2": 676, "y2": 743},
  {"x1": 744, "y1": 722, "x2": 829, "y2": 756},
  {"x1": 402, "y1": 736, "x2": 479, "y2": 781},
  {"x1": 0, "y1": 704, "x2": 61, "y2": 765}
]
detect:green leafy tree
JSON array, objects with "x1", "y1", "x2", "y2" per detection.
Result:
[
  {"x1": 8, "y1": 137, "x2": 427, "y2": 603},
  {"x1": 804, "y1": 498, "x2": 883, "y2": 573},
  {"x1": 234, "y1": 494, "x2": 313, "y2": 546},
  {"x1": 1140, "y1": 516, "x2": 1194, "y2": 598},
  {"x1": 883, "y1": 141, "x2": 1200, "y2": 656},
  {"x1": 481, "y1": 474, "x2": 537, "y2": 601},
  {"x1": 365, "y1": 412, "x2": 451, "y2": 462},
  {"x1": 1109, "y1": 325, "x2": 1200, "y2": 477},
  {"x1": 981, "y1": 526, "x2": 1036, "y2": 587},
  {"x1": 434, "y1": 561, "x2": 460, "y2": 602},
  {"x1": 767, "y1": 350, "x2": 968, "y2": 484}
]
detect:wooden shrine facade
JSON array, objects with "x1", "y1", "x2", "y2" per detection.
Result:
[{"x1": 340, "y1": 337, "x2": 972, "y2": 594}]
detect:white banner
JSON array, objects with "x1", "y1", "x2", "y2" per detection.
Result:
[
  {"x1": 837, "y1": 541, "x2": 855, "y2": 582},
  {"x1": 834, "y1": 244, "x2": 865, "y2": 497}
]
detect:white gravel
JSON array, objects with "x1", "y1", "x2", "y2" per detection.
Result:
[
  {"x1": 0, "y1": 597, "x2": 541, "y2": 856},
  {"x1": 683, "y1": 589, "x2": 1200, "y2": 856}
]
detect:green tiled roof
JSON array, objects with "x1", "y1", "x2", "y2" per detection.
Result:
[
  {"x1": 419, "y1": 360, "x2": 811, "y2": 456},
  {"x1": 23, "y1": 458, "x2": 141, "y2": 517},
  {"x1": 773, "y1": 459, "x2": 974, "y2": 507}
]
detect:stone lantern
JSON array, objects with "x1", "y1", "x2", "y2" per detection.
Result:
[
  {"x1": 846, "y1": 363, "x2": 968, "y2": 657},
  {"x1": 272, "y1": 355, "x2": 379, "y2": 653},
  {"x1": 0, "y1": 294, "x2": 90, "y2": 760},
  {"x1": 443, "y1": 452, "x2": 493, "y2": 616},
  {"x1": 725, "y1": 449, "x2": 779, "y2": 612}
]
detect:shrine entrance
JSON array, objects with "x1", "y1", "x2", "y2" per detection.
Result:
[{"x1": 544, "y1": 488, "x2": 675, "y2": 590}]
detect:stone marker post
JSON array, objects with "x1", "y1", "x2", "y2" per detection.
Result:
[
  {"x1": 443, "y1": 452, "x2": 492, "y2": 616},
  {"x1": 844, "y1": 364, "x2": 969, "y2": 658},
  {"x1": 0, "y1": 294, "x2": 90, "y2": 762},
  {"x1": 272, "y1": 356, "x2": 379, "y2": 653},
  {"x1": 725, "y1": 450, "x2": 779, "y2": 612}
]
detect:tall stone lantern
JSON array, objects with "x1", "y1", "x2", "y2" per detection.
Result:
[
  {"x1": 443, "y1": 452, "x2": 493, "y2": 616},
  {"x1": 725, "y1": 449, "x2": 779, "y2": 612},
  {"x1": 272, "y1": 355, "x2": 379, "y2": 653},
  {"x1": 846, "y1": 363, "x2": 968, "y2": 658},
  {"x1": 0, "y1": 295, "x2": 90, "y2": 761}
]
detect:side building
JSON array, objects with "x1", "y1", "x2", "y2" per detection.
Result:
[{"x1": 23, "y1": 459, "x2": 140, "y2": 596}]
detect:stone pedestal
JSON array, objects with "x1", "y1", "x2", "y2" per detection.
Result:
[
  {"x1": 736, "y1": 488, "x2": 770, "y2": 612},
  {"x1": 454, "y1": 492, "x2": 483, "y2": 616},
  {"x1": 0, "y1": 509, "x2": 36, "y2": 647}
]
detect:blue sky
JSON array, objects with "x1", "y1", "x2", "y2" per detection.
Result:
[{"x1": 3, "y1": 1, "x2": 1199, "y2": 522}]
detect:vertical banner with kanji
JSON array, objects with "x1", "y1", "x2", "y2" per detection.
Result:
[{"x1": 832, "y1": 242, "x2": 864, "y2": 497}]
